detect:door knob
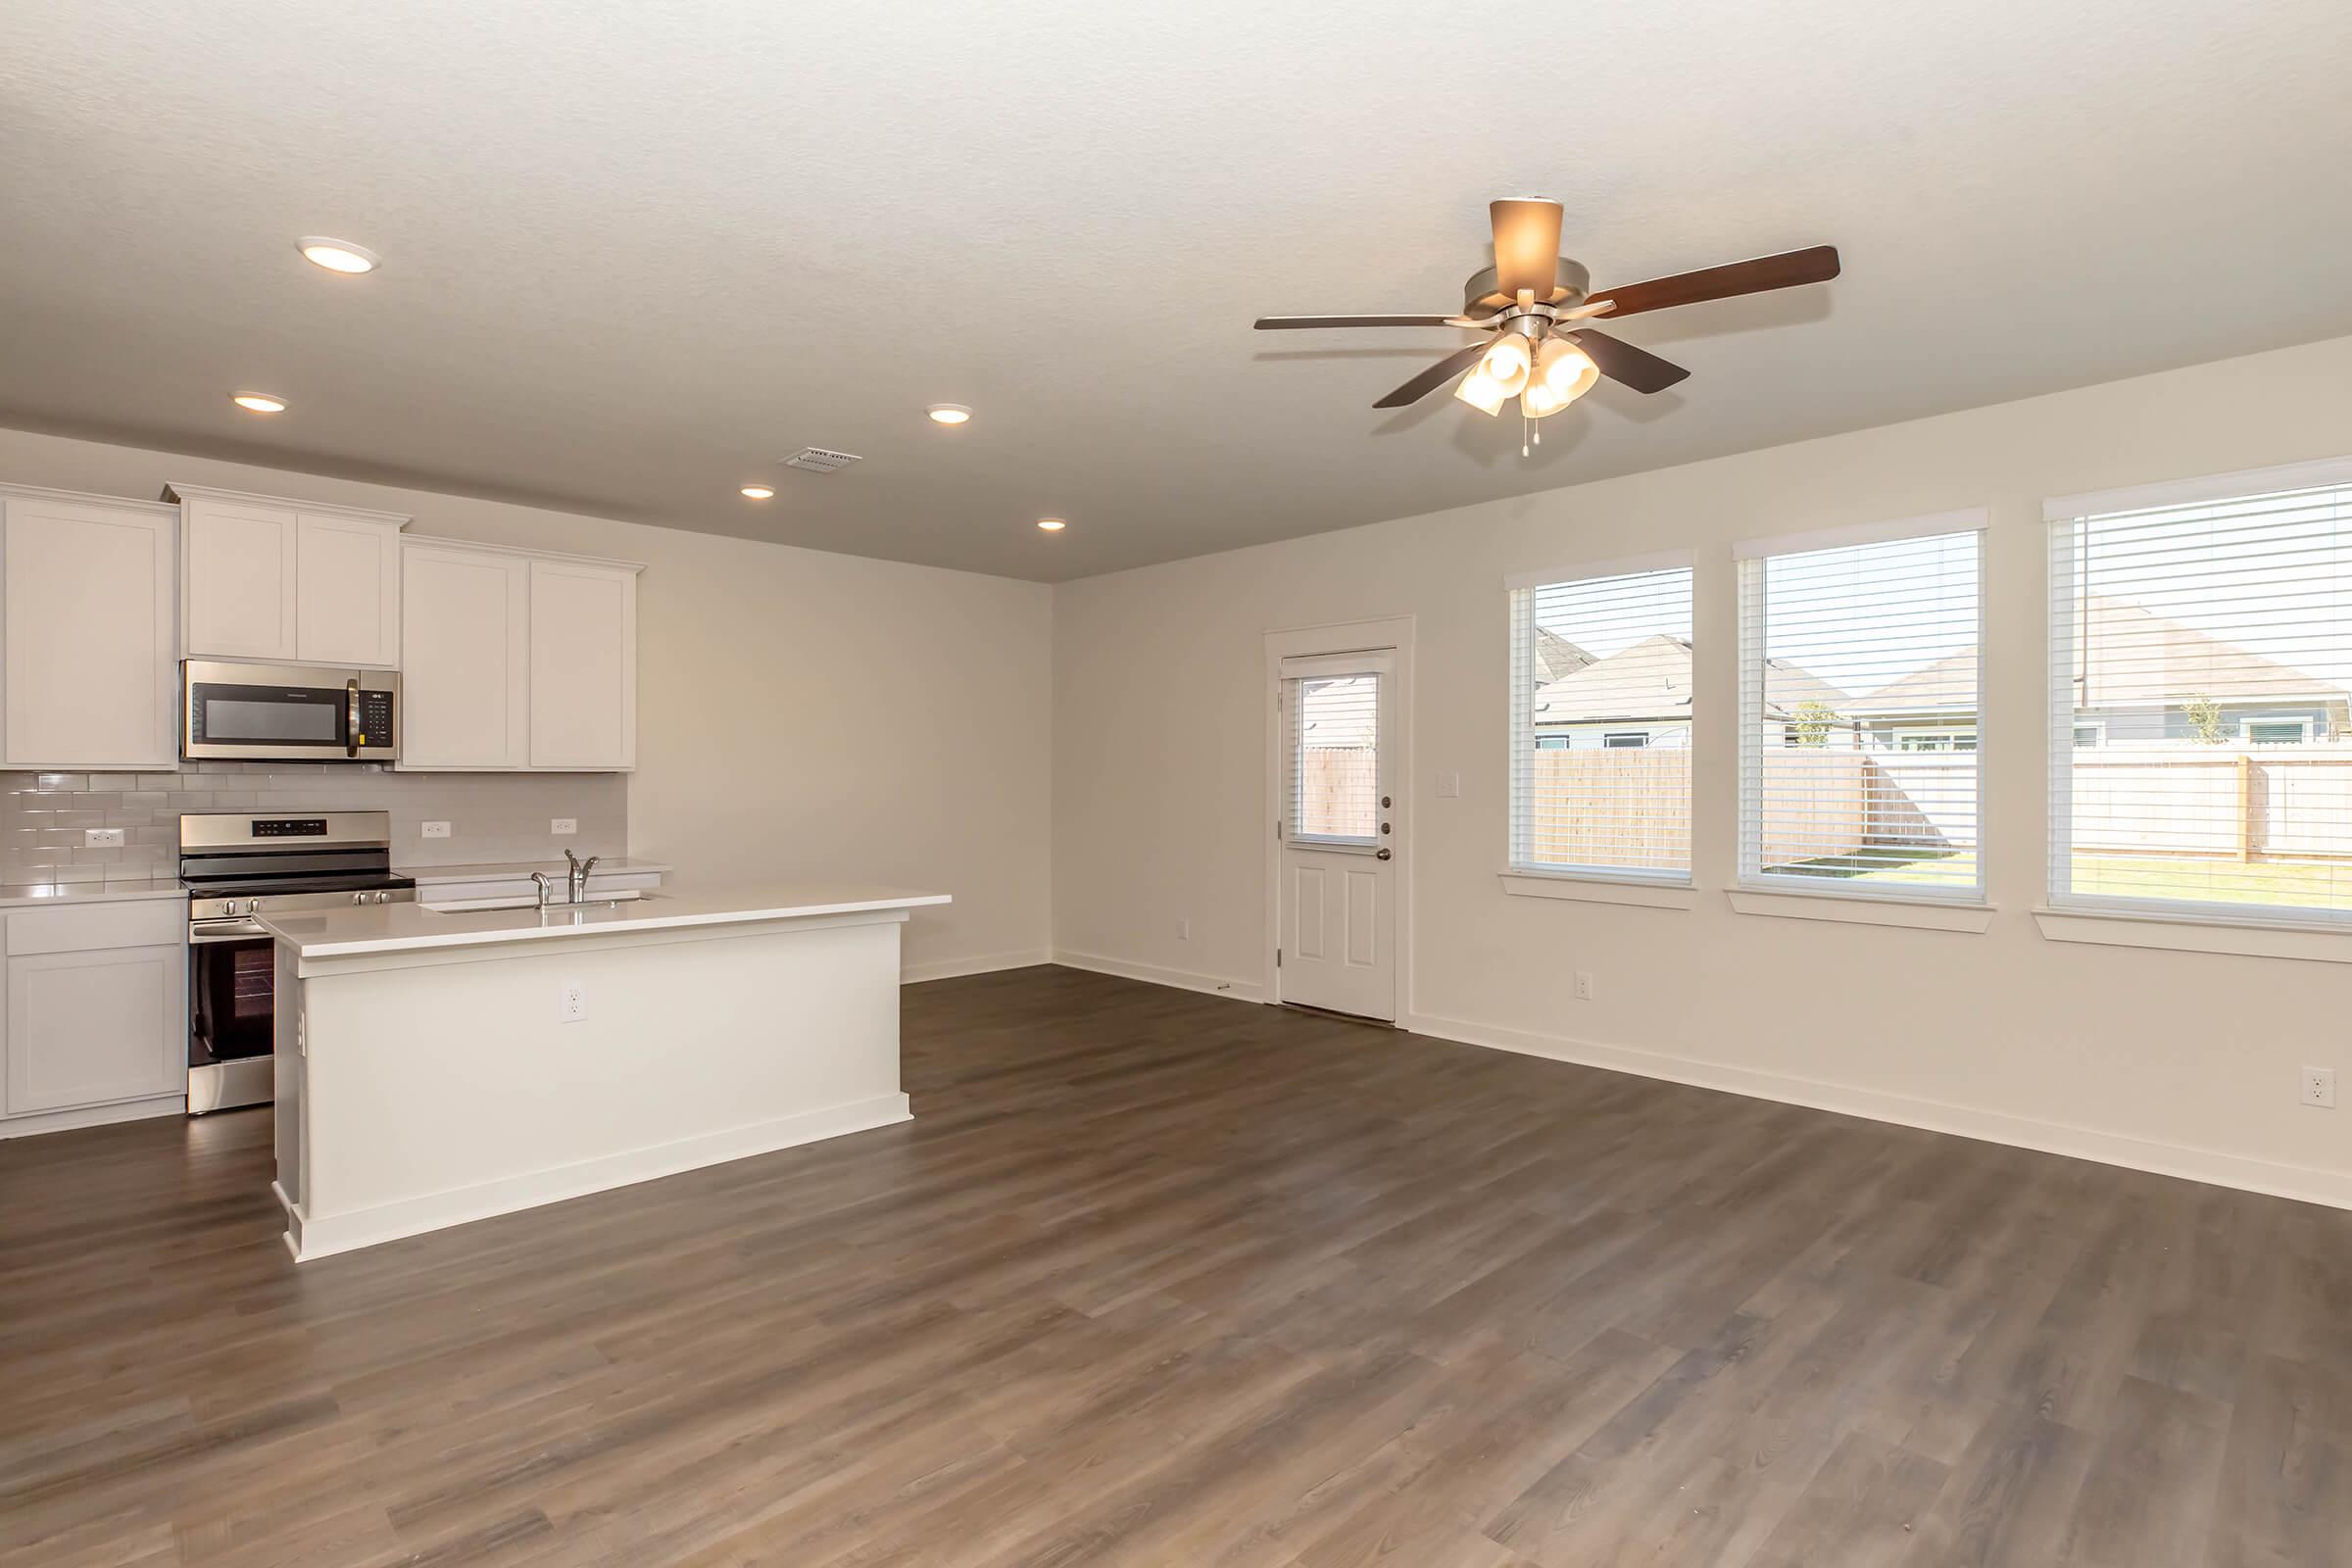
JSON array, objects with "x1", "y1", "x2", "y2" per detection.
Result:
[{"x1": 1376, "y1": 848, "x2": 1393, "y2": 860}]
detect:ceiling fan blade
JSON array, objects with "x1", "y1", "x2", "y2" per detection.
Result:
[
  {"x1": 1490, "y1": 199, "x2": 1564, "y2": 302},
  {"x1": 1585, "y1": 244, "x2": 1839, "y2": 318},
  {"x1": 1253, "y1": 314, "x2": 1477, "y2": 330},
  {"x1": 1373, "y1": 341, "x2": 1493, "y2": 409},
  {"x1": 1568, "y1": 329, "x2": 1690, "y2": 394}
]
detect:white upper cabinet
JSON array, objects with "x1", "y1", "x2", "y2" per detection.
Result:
[
  {"x1": 172, "y1": 486, "x2": 406, "y2": 666},
  {"x1": 0, "y1": 488, "x2": 177, "y2": 770},
  {"x1": 296, "y1": 512, "x2": 403, "y2": 667},
  {"x1": 400, "y1": 541, "x2": 530, "y2": 770},
  {"x1": 529, "y1": 558, "x2": 639, "y2": 771}
]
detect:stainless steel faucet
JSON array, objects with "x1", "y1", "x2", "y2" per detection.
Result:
[
  {"x1": 530, "y1": 871, "x2": 556, "y2": 909},
  {"x1": 564, "y1": 849, "x2": 600, "y2": 905}
]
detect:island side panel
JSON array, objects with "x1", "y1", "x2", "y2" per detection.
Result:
[
  {"x1": 292, "y1": 911, "x2": 909, "y2": 1260},
  {"x1": 271, "y1": 940, "x2": 306, "y2": 1224}
]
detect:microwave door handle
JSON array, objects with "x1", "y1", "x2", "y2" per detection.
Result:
[{"x1": 346, "y1": 678, "x2": 361, "y2": 758}]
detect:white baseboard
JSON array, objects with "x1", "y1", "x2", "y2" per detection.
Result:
[
  {"x1": 1406, "y1": 1009, "x2": 2352, "y2": 1213},
  {"x1": 902, "y1": 949, "x2": 1053, "y2": 985},
  {"x1": 285, "y1": 1093, "x2": 913, "y2": 1261},
  {"x1": 0, "y1": 1094, "x2": 184, "y2": 1140},
  {"x1": 1051, "y1": 949, "x2": 1269, "y2": 1004}
]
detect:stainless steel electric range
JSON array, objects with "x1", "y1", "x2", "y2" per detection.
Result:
[{"x1": 183, "y1": 810, "x2": 416, "y2": 1114}]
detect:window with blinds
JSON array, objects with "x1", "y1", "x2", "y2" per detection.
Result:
[
  {"x1": 2048, "y1": 462, "x2": 2352, "y2": 922},
  {"x1": 1737, "y1": 515, "x2": 1984, "y2": 899},
  {"x1": 1507, "y1": 557, "x2": 1694, "y2": 880},
  {"x1": 1288, "y1": 669, "x2": 1381, "y2": 846}
]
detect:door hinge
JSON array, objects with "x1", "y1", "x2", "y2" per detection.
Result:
[{"x1": 1277, "y1": 948, "x2": 1283, "y2": 967}]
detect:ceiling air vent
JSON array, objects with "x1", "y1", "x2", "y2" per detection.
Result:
[{"x1": 781, "y1": 447, "x2": 862, "y2": 474}]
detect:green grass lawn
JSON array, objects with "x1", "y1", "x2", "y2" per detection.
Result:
[{"x1": 1777, "y1": 847, "x2": 2352, "y2": 906}]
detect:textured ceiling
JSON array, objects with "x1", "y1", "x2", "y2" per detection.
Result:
[{"x1": 3, "y1": 1, "x2": 2349, "y2": 582}]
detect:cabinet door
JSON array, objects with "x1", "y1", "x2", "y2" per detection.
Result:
[
  {"x1": 296, "y1": 513, "x2": 403, "y2": 666},
  {"x1": 5, "y1": 945, "x2": 183, "y2": 1113},
  {"x1": 1, "y1": 497, "x2": 177, "y2": 769},
  {"x1": 184, "y1": 497, "x2": 299, "y2": 660},
  {"x1": 529, "y1": 559, "x2": 637, "y2": 770},
  {"x1": 401, "y1": 543, "x2": 530, "y2": 768}
]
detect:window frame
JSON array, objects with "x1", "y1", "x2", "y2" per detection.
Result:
[
  {"x1": 2045, "y1": 455, "x2": 2352, "y2": 936},
  {"x1": 1734, "y1": 510, "x2": 1990, "y2": 906},
  {"x1": 1504, "y1": 551, "x2": 1696, "y2": 890}
]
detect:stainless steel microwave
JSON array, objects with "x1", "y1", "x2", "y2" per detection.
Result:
[{"x1": 181, "y1": 661, "x2": 399, "y2": 762}]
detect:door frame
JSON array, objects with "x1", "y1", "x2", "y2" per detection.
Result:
[{"x1": 1263, "y1": 614, "x2": 1415, "y2": 1014}]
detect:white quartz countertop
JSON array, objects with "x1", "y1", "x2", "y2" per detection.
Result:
[
  {"x1": 258, "y1": 882, "x2": 949, "y2": 959},
  {"x1": 0, "y1": 878, "x2": 186, "y2": 908},
  {"x1": 394, "y1": 857, "x2": 672, "y2": 885}
]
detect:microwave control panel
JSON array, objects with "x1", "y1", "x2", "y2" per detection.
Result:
[{"x1": 357, "y1": 689, "x2": 396, "y2": 747}]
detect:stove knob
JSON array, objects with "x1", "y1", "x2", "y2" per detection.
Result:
[
  {"x1": 373, "y1": 891, "x2": 390, "y2": 905},
  {"x1": 248, "y1": 899, "x2": 263, "y2": 914},
  {"x1": 352, "y1": 892, "x2": 367, "y2": 906}
]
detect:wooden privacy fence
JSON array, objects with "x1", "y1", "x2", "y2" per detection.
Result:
[
  {"x1": 1522, "y1": 749, "x2": 1692, "y2": 871},
  {"x1": 2069, "y1": 746, "x2": 2352, "y2": 860},
  {"x1": 1326, "y1": 743, "x2": 2352, "y2": 869}
]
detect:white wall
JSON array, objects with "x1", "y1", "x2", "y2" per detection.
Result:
[
  {"x1": 0, "y1": 427, "x2": 1054, "y2": 978},
  {"x1": 1053, "y1": 331, "x2": 2352, "y2": 1206}
]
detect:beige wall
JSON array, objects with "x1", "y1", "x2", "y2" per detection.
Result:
[
  {"x1": 1053, "y1": 331, "x2": 2352, "y2": 1205},
  {"x1": 0, "y1": 427, "x2": 1054, "y2": 977}
]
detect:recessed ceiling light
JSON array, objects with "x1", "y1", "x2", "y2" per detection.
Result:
[
  {"x1": 1037, "y1": 517, "x2": 1066, "y2": 532},
  {"x1": 230, "y1": 392, "x2": 288, "y2": 414},
  {"x1": 926, "y1": 404, "x2": 972, "y2": 425},
  {"x1": 298, "y1": 237, "x2": 381, "y2": 274},
  {"x1": 740, "y1": 485, "x2": 775, "y2": 500}
]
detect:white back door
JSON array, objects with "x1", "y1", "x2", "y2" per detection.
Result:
[{"x1": 1278, "y1": 650, "x2": 1396, "y2": 1021}]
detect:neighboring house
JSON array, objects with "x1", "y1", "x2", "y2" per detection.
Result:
[
  {"x1": 1532, "y1": 627, "x2": 1594, "y2": 686},
  {"x1": 1843, "y1": 594, "x2": 2352, "y2": 749},
  {"x1": 1531, "y1": 635, "x2": 1855, "y2": 749}
]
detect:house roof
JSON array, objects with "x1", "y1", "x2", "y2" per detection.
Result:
[
  {"x1": 1845, "y1": 594, "x2": 2352, "y2": 715},
  {"x1": 1532, "y1": 628, "x2": 1594, "y2": 685},
  {"x1": 1534, "y1": 636, "x2": 1850, "y2": 725}
]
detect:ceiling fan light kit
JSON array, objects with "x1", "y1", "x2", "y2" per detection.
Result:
[{"x1": 1253, "y1": 199, "x2": 1838, "y2": 454}]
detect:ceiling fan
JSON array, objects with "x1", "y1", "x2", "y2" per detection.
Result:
[{"x1": 1254, "y1": 199, "x2": 1838, "y2": 449}]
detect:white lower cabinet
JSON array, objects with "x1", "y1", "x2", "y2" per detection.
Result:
[{"x1": 1, "y1": 899, "x2": 187, "y2": 1122}]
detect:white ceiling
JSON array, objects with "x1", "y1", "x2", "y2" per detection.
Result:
[{"x1": 3, "y1": 2, "x2": 2348, "y2": 583}]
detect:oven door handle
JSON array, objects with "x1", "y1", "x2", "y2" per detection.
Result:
[
  {"x1": 191, "y1": 919, "x2": 270, "y2": 945},
  {"x1": 346, "y1": 677, "x2": 362, "y2": 759}
]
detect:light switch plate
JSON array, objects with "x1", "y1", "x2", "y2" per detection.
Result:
[
  {"x1": 551, "y1": 818, "x2": 578, "y2": 836},
  {"x1": 421, "y1": 820, "x2": 452, "y2": 839},
  {"x1": 1437, "y1": 773, "x2": 1461, "y2": 799},
  {"x1": 83, "y1": 827, "x2": 125, "y2": 848}
]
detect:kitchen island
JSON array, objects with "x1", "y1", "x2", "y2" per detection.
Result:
[{"x1": 259, "y1": 883, "x2": 949, "y2": 1261}]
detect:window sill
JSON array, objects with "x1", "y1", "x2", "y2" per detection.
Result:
[
  {"x1": 1728, "y1": 887, "x2": 1995, "y2": 932},
  {"x1": 1499, "y1": 871, "x2": 1697, "y2": 909},
  {"x1": 2034, "y1": 906, "x2": 2352, "y2": 964}
]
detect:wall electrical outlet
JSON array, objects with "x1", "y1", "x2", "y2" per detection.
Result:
[
  {"x1": 82, "y1": 827, "x2": 125, "y2": 849},
  {"x1": 561, "y1": 982, "x2": 589, "y2": 1024},
  {"x1": 421, "y1": 820, "x2": 452, "y2": 839},
  {"x1": 2301, "y1": 1065, "x2": 2336, "y2": 1108},
  {"x1": 1573, "y1": 971, "x2": 1594, "y2": 1002},
  {"x1": 551, "y1": 818, "x2": 578, "y2": 836}
]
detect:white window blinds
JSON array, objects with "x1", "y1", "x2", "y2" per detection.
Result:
[
  {"x1": 1288, "y1": 666, "x2": 1382, "y2": 846},
  {"x1": 2049, "y1": 465, "x2": 2352, "y2": 922},
  {"x1": 1508, "y1": 558, "x2": 1694, "y2": 879},
  {"x1": 1737, "y1": 517, "x2": 1984, "y2": 899}
]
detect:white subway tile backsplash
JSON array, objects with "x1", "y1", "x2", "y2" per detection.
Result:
[{"x1": 1, "y1": 762, "x2": 626, "y2": 877}]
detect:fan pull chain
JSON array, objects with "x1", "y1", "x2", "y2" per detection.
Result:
[{"x1": 1521, "y1": 410, "x2": 1531, "y2": 459}]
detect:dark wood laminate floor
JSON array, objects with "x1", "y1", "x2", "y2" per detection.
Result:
[{"x1": 4, "y1": 966, "x2": 2349, "y2": 1567}]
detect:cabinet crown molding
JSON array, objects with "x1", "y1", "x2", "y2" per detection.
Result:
[
  {"x1": 0, "y1": 482, "x2": 177, "y2": 517},
  {"x1": 164, "y1": 482, "x2": 411, "y2": 528},
  {"x1": 403, "y1": 532, "x2": 644, "y2": 574}
]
